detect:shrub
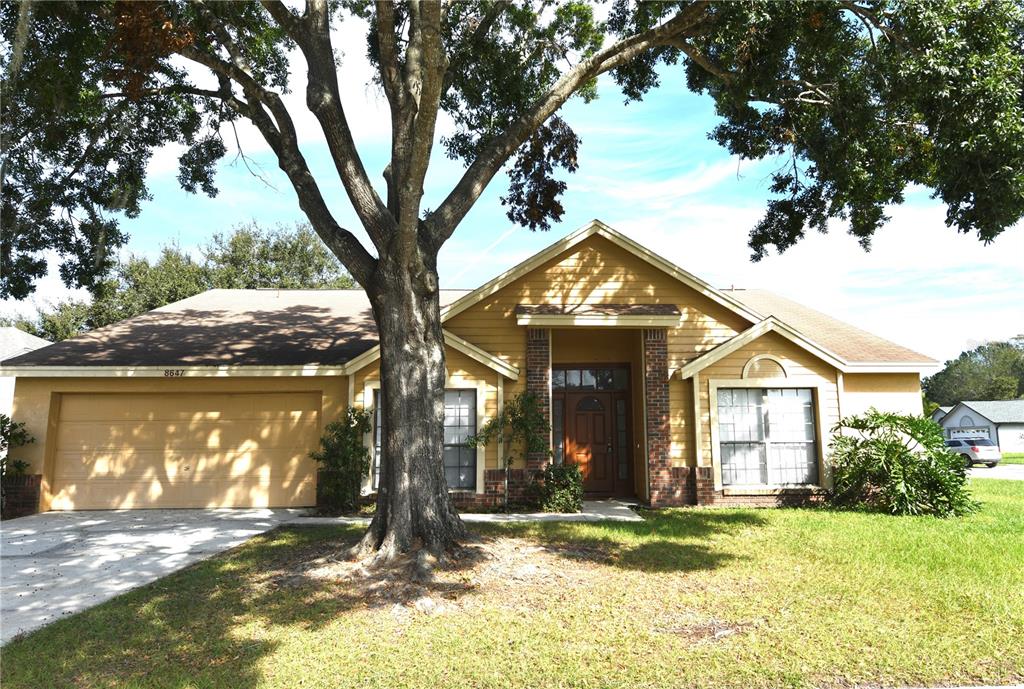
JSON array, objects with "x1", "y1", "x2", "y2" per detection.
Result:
[
  {"x1": 0, "y1": 414, "x2": 35, "y2": 479},
  {"x1": 828, "y1": 409, "x2": 977, "y2": 517},
  {"x1": 468, "y1": 392, "x2": 550, "y2": 507},
  {"x1": 531, "y1": 463, "x2": 584, "y2": 513},
  {"x1": 309, "y1": 407, "x2": 371, "y2": 512}
]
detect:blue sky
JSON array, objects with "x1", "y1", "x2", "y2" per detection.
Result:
[{"x1": 6, "y1": 17, "x2": 1022, "y2": 365}]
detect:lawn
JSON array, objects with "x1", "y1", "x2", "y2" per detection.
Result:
[
  {"x1": 3, "y1": 480, "x2": 1022, "y2": 689},
  {"x1": 1001, "y1": 452, "x2": 1024, "y2": 465}
]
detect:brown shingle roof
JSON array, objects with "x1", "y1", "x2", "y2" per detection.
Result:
[
  {"x1": 4, "y1": 289, "x2": 469, "y2": 367},
  {"x1": 722, "y1": 289, "x2": 935, "y2": 365}
]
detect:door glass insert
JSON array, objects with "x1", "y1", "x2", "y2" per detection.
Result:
[
  {"x1": 553, "y1": 367, "x2": 629, "y2": 391},
  {"x1": 615, "y1": 398, "x2": 628, "y2": 480},
  {"x1": 553, "y1": 398, "x2": 565, "y2": 465},
  {"x1": 576, "y1": 396, "x2": 604, "y2": 412}
]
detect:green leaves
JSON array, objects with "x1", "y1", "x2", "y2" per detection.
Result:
[
  {"x1": 3, "y1": 0, "x2": 1023, "y2": 300},
  {"x1": 923, "y1": 339, "x2": 1024, "y2": 405},
  {"x1": 310, "y1": 407, "x2": 373, "y2": 512},
  {"x1": 828, "y1": 408, "x2": 978, "y2": 517}
]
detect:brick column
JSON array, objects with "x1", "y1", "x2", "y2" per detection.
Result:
[
  {"x1": 644, "y1": 329, "x2": 677, "y2": 507},
  {"x1": 695, "y1": 467, "x2": 716, "y2": 506},
  {"x1": 525, "y1": 328, "x2": 551, "y2": 471}
]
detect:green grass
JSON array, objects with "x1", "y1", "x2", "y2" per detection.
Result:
[
  {"x1": 1000, "y1": 452, "x2": 1024, "y2": 465},
  {"x1": 3, "y1": 480, "x2": 1023, "y2": 689}
]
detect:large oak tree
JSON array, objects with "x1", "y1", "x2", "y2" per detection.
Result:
[{"x1": 2, "y1": 0, "x2": 1022, "y2": 561}]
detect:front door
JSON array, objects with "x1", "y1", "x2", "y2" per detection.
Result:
[{"x1": 567, "y1": 392, "x2": 615, "y2": 495}]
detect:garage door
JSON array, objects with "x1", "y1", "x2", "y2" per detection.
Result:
[{"x1": 50, "y1": 392, "x2": 321, "y2": 510}]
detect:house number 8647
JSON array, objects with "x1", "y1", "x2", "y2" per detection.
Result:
[{"x1": 163, "y1": 369, "x2": 185, "y2": 377}]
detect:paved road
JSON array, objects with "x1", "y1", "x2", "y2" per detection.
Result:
[
  {"x1": 969, "y1": 463, "x2": 1024, "y2": 481},
  {"x1": 0, "y1": 508, "x2": 302, "y2": 644}
]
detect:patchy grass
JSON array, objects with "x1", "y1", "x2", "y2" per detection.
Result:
[
  {"x1": 1000, "y1": 452, "x2": 1024, "y2": 465},
  {"x1": 2, "y1": 480, "x2": 1022, "y2": 689}
]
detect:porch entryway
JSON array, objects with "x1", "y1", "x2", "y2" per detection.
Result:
[{"x1": 552, "y1": 365, "x2": 634, "y2": 498}]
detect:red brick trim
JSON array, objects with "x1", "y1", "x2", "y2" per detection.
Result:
[
  {"x1": 1, "y1": 474, "x2": 41, "y2": 520},
  {"x1": 645, "y1": 329, "x2": 683, "y2": 507},
  {"x1": 525, "y1": 328, "x2": 551, "y2": 472}
]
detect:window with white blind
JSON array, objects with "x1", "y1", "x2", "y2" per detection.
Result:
[
  {"x1": 443, "y1": 390, "x2": 477, "y2": 489},
  {"x1": 372, "y1": 388, "x2": 478, "y2": 491},
  {"x1": 717, "y1": 388, "x2": 818, "y2": 486}
]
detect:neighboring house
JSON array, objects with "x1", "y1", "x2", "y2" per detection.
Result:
[
  {"x1": 0, "y1": 221, "x2": 936, "y2": 512},
  {"x1": 931, "y1": 405, "x2": 953, "y2": 423},
  {"x1": 936, "y1": 400, "x2": 1024, "y2": 452},
  {"x1": 0, "y1": 327, "x2": 50, "y2": 418}
]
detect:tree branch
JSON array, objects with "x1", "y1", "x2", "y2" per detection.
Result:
[
  {"x1": 270, "y1": 0, "x2": 396, "y2": 250},
  {"x1": 423, "y1": 2, "x2": 712, "y2": 250},
  {"x1": 178, "y1": 44, "x2": 377, "y2": 285}
]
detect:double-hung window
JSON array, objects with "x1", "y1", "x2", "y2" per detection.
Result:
[
  {"x1": 717, "y1": 388, "x2": 818, "y2": 486},
  {"x1": 372, "y1": 388, "x2": 478, "y2": 491},
  {"x1": 443, "y1": 390, "x2": 477, "y2": 489}
]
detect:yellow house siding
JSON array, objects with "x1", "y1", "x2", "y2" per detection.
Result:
[
  {"x1": 669, "y1": 378, "x2": 694, "y2": 468},
  {"x1": 697, "y1": 331, "x2": 841, "y2": 477},
  {"x1": 446, "y1": 234, "x2": 752, "y2": 374},
  {"x1": 840, "y1": 372, "x2": 923, "y2": 417},
  {"x1": 11, "y1": 375, "x2": 348, "y2": 511}
]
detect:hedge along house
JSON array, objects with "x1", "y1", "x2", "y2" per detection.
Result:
[{"x1": 2, "y1": 221, "x2": 936, "y2": 513}]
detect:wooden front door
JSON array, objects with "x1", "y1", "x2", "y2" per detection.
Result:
[{"x1": 567, "y1": 392, "x2": 615, "y2": 495}]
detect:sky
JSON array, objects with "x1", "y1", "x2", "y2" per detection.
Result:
[{"x1": 4, "y1": 15, "x2": 1022, "y2": 366}]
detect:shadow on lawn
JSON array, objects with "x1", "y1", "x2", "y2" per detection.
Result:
[
  {"x1": 0, "y1": 511, "x2": 767, "y2": 689},
  {"x1": 483, "y1": 509, "x2": 769, "y2": 573}
]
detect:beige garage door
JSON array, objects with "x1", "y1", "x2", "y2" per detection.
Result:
[{"x1": 50, "y1": 392, "x2": 321, "y2": 510}]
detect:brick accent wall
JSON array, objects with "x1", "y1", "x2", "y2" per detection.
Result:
[
  {"x1": 696, "y1": 466, "x2": 716, "y2": 506},
  {"x1": 644, "y1": 329, "x2": 682, "y2": 507},
  {"x1": 1, "y1": 474, "x2": 41, "y2": 520},
  {"x1": 450, "y1": 469, "x2": 508, "y2": 511},
  {"x1": 524, "y1": 328, "x2": 551, "y2": 471},
  {"x1": 693, "y1": 466, "x2": 823, "y2": 507}
]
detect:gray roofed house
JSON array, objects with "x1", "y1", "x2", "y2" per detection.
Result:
[
  {"x1": 936, "y1": 399, "x2": 1024, "y2": 452},
  {"x1": 1, "y1": 327, "x2": 50, "y2": 416}
]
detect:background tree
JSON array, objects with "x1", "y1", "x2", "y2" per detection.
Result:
[
  {"x1": 924, "y1": 340, "x2": 1024, "y2": 406},
  {"x1": 2, "y1": 1, "x2": 1022, "y2": 561},
  {"x1": 2, "y1": 223, "x2": 354, "y2": 340}
]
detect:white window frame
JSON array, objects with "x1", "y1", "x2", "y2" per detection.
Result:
[
  {"x1": 707, "y1": 378, "x2": 831, "y2": 492},
  {"x1": 362, "y1": 375, "x2": 489, "y2": 495}
]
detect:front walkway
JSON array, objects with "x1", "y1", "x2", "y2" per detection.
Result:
[{"x1": 0, "y1": 500, "x2": 639, "y2": 644}]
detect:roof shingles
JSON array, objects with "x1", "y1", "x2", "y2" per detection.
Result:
[{"x1": 723, "y1": 289, "x2": 935, "y2": 365}]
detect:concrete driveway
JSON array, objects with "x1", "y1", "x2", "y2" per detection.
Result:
[
  {"x1": 0, "y1": 509, "x2": 302, "y2": 644},
  {"x1": 970, "y1": 463, "x2": 1024, "y2": 481}
]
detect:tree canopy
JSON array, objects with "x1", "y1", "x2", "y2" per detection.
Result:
[
  {"x1": 2, "y1": 1, "x2": 1023, "y2": 299},
  {"x1": 924, "y1": 338, "x2": 1024, "y2": 406},
  {"x1": 1, "y1": 222, "x2": 354, "y2": 341}
]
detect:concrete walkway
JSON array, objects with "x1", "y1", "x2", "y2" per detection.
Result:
[
  {"x1": 293, "y1": 499, "x2": 643, "y2": 526},
  {"x1": 0, "y1": 508, "x2": 302, "y2": 644},
  {"x1": 0, "y1": 500, "x2": 639, "y2": 643}
]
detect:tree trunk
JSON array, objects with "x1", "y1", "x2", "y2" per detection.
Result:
[{"x1": 354, "y1": 251, "x2": 467, "y2": 564}]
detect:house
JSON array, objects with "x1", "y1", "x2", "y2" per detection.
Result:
[
  {"x1": 931, "y1": 405, "x2": 953, "y2": 423},
  {"x1": 936, "y1": 400, "x2": 1024, "y2": 452},
  {"x1": 0, "y1": 327, "x2": 50, "y2": 418},
  {"x1": 0, "y1": 220, "x2": 936, "y2": 512}
]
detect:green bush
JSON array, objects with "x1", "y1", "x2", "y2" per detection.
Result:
[
  {"x1": 532, "y1": 463, "x2": 584, "y2": 513},
  {"x1": 309, "y1": 407, "x2": 371, "y2": 512},
  {"x1": 468, "y1": 392, "x2": 551, "y2": 508},
  {"x1": 828, "y1": 409, "x2": 977, "y2": 517},
  {"x1": 0, "y1": 414, "x2": 34, "y2": 479}
]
